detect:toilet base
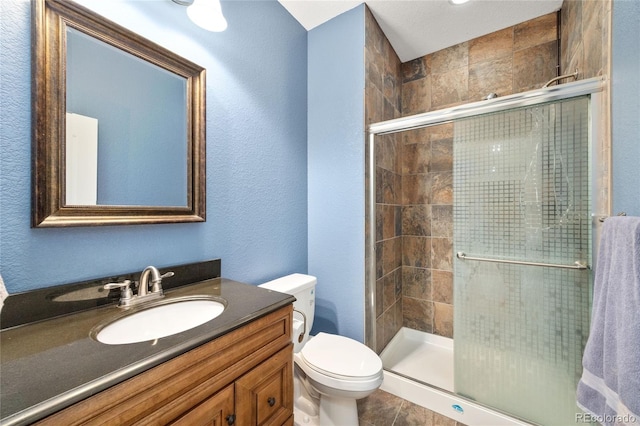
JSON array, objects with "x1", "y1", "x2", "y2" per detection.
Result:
[
  {"x1": 293, "y1": 395, "x2": 359, "y2": 426},
  {"x1": 293, "y1": 368, "x2": 362, "y2": 426},
  {"x1": 318, "y1": 394, "x2": 359, "y2": 426}
]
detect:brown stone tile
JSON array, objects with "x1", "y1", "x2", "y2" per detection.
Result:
[
  {"x1": 402, "y1": 205, "x2": 431, "y2": 236},
  {"x1": 403, "y1": 297, "x2": 433, "y2": 332},
  {"x1": 402, "y1": 174, "x2": 430, "y2": 205},
  {"x1": 394, "y1": 296, "x2": 403, "y2": 334},
  {"x1": 375, "y1": 315, "x2": 385, "y2": 353},
  {"x1": 433, "y1": 302, "x2": 454, "y2": 338},
  {"x1": 384, "y1": 74, "x2": 400, "y2": 110},
  {"x1": 376, "y1": 241, "x2": 383, "y2": 279},
  {"x1": 431, "y1": 42, "x2": 468, "y2": 74},
  {"x1": 365, "y1": 85, "x2": 383, "y2": 125},
  {"x1": 394, "y1": 399, "x2": 429, "y2": 425},
  {"x1": 402, "y1": 236, "x2": 431, "y2": 268},
  {"x1": 384, "y1": 35, "x2": 401, "y2": 75},
  {"x1": 383, "y1": 302, "x2": 399, "y2": 347},
  {"x1": 431, "y1": 205, "x2": 453, "y2": 238},
  {"x1": 403, "y1": 142, "x2": 431, "y2": 174},
  {"x1": 380, "y1": 237, "x2": 402, "y2": 277},
  {"x1": 430, "y1": 138, "x2": 453, "y2": 172},
  {"x1": 383, "y1": 272, "x2": 397, "y2": 311},
  {"x1": 366, "y1": 52, "x2": 383, "y2": 93},
  {"x1": 394, "y1": 267, "x2": 402, "y2": 300},
  {"x1": 357, "y1": 389, "x2": 403, "y2": 426},
  {"x1": 393, "y1": 134, "x2": 404, "y2": 172},
  {"x1": 402, "y1": 77, "x2": 431, "y2": 115},
  {"x1": 513, "y1": 40, "x2": 558, "y2": 93},
  {"x1": 582, "y1": 0, "x2": 604, "y2": 78},
  {"x1": 469, "y1": 27, "x2": 513, "y2": 65},
  {"x1": 377, "y1": 167, "x2": 402, "y2": 204},
  {"x1": 384, "y1": 97, "x2": 398, "y2": 121},
  {"x1": 564, "y1": 42, "x2": 584, "y2": 83},
  {"x1": 402, "y1": 266, "x2": 431, "y2": 300},
  {"x1": 429, "y1": 123, "x2": 453, "y2": 141},
  {"x1": 402, "y1": 57, "x2": 427, "y2": 83},
  {"x1": 377, "y1": 204, "x2": 398, "y2": 241},
  {"x1": 402, "y1": 127, "x2": 430, "y2": 145},
  {"x1": 365, "y1": 7, "x2": 385, "y2": 56},
  {"x1": 431, "y1": 237, "x2": 453, "y2": 271},
  {"x1": 430, "y1": 172, "x2": 453, "y2": 205},
  {"x1": 514, "y1": 12, "x2": 558, "y2": 51},
  {"x1": 432, "y1": 270, "x2": 453, "y2": 304},
  {"x1": 376, "y1": 134, "x2": 400, "y2": 173},
  {"x1": 376, "y1": 277, "x2": 384, "y2": 317},
  {"x1": 561, "y1": 0, "x2": 582, "y2": 71},
  {"x1": 468, "y1": 55, "x2": 513, "y2": 101},
  {"x1": 384, "y1": 54, "x2": 401, "y2": 100},
  {"x1": 431, "y1": 68, "x2": 468, "y2": 109}
]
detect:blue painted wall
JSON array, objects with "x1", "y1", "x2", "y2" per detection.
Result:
[
  {"x1": 612, "y1": 0, "x2": 640, "y2": 217},
  {"x1": 307, "y1": 5, "x2": 365, "y2": 342},
  {"x1": 0, "y1": 0, "x2": 308, "y2": 293}
]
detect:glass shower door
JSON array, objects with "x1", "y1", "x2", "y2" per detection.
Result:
[{"x1": 453, "y1": 97, "x2": 592, "y2": 425}]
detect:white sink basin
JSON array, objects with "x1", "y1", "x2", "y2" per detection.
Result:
[{"x1": 95, "y1": 297, "x2": 226, "y2": 345}]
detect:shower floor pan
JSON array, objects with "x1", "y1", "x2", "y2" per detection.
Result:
[{"x1": 380, "y1": 328, "x2": 533, "y2": 426}]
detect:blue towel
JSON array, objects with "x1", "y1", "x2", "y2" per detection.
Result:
[{"x1": 577, "y1": 216, "x2": 640, "y2": 425}]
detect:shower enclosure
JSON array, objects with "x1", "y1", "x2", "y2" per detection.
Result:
[{"x1": 366, "y1": 77, "x2": 607, "y2": 425}]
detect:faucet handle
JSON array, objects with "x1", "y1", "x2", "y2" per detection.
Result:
[
  {"x1": 151, "y1": 271, "x2": 174, "y2": 293},
  {"x1": 104, "y1": 280, "x2": 133, "y2": 302}
]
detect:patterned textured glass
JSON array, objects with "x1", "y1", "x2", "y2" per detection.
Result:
[{"x1": 453, "y1": 96, "x2": 592, "y2": 425}]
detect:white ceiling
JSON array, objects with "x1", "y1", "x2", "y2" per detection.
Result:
[{"x1": 278, "y1": 0, "x2": 564, "y2": 62}]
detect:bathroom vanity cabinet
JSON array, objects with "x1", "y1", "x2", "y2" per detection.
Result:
[{"x1": 33, "y1": 305, "x2": 294, "y2": 426}]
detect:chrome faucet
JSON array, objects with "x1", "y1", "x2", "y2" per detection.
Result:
[
  {"x1": 104, "y1": 266, "x2": 174, "y2": 307},
  {"x1": 138, "y1": 266, "x2": 173, "y2": 296}
]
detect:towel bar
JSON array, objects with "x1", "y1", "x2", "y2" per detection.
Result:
[
  {"x1": 597, "y1": 212, "x2": 627, "y2": 222},
  {"x1": 456, "y1": 252, "x2": 590, "y2": 270}
]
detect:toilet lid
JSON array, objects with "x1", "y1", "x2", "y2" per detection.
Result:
[{"x1": 300, "y1": 332, "x2": 382, "y2": 379}]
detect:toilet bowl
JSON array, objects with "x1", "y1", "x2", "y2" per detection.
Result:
[{"x1": 259, "y1": 274, "x2": 383, "y2": 426}]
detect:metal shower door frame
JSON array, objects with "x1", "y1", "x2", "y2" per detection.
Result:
[{"x1": 365, "y1": 76, "x2": 606, "y2": 353}]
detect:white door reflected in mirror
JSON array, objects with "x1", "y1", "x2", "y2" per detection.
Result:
[{"x1": 66, "y1": 112, "x2": 98, "y2": 206}]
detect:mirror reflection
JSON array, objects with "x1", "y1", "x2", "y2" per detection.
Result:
[{"x1": 65, "y1": 28, "x2": 188, "y2": 207}]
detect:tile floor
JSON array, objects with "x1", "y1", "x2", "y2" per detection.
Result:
[{"x1": 357, "y1": 389, "x2": 467, "y2": 426}]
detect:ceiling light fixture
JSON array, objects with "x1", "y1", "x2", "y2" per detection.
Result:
[
  {"x1": 172, "y1": 0, "x2": 228, "y2": 32},
  {"x1": 449, "y1": 0, "x2": 471, "y2": 5}
]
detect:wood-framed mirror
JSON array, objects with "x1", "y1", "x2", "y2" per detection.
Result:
[{"x1": 32, "y1": 0, "x2": 206, "y2": 227}]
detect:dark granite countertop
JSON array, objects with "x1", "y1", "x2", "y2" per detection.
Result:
[{"x1": 0, "y1": 277, "x2": 294, "y2": 426}]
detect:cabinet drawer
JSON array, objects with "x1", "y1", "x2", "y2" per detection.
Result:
[
  {"x1": 235, "y1": 346, "x2": 293, "y2": 426},
  {"x1": 171, "y1": 385, "x2": 234, "y2": 426}
]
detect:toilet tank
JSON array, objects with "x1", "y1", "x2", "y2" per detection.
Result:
[{"x1": 259, "y1": 273, "x2": 316, "y2": 349}]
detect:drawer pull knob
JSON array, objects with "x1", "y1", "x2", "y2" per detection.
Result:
[
  {"x1": 268, "y1": 397, "x2": 276, "y2": 407},
  {"x1": 226, "y1": 414, "x2": 236, "y2": 425}
]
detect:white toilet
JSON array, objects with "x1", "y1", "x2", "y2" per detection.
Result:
[{"x1": 259, "y1": 274, "x2": 383, "y2": 426}]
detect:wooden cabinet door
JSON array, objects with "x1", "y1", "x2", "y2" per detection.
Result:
[
  {"x1": 171, "y1": 384, "x2": 235, "y2": 426},
  {"x1": 235, "y1": 345, "x2": 293, "y2": 426}
]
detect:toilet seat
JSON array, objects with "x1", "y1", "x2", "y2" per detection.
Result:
[{"x1": 296, "y1": 333, "x2": 383, "y2": 394}]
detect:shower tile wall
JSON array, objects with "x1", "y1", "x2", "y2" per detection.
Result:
[
  {"x1": 561, "y1": 0, "x2": 612, "y2": 216},
  {"x1": 561, "y1": 0, "x2": 610, "y2": 79},
  {"x1": 401, "y1": 124, "x2": 454, "y2": 339},
  {"x1": 365, "y1": 7, "x2": 403, "y2": 353},
  {"x1": 368, "y1": 10, "x2": 561, "y2": 351},
  {"x1": 401, "y1": 12, "x2": 559, "y2": 116},
  {"x1": 367, "y1": 2, "x2": 612, "y2": 346}
]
